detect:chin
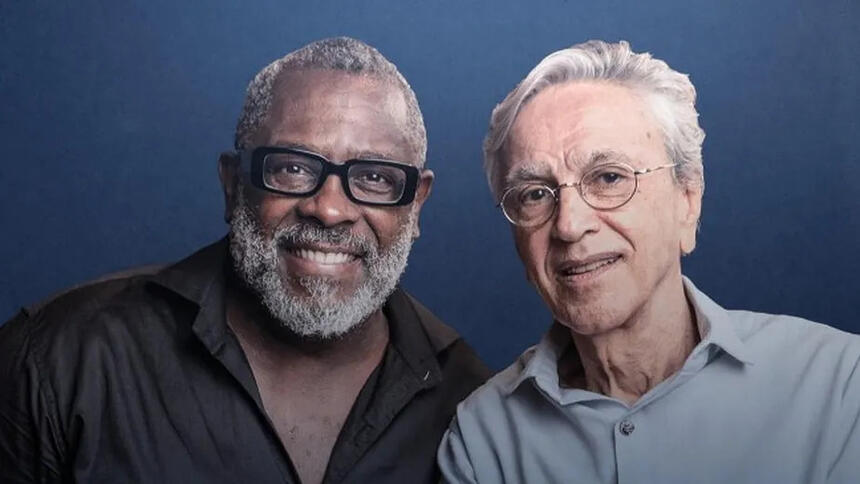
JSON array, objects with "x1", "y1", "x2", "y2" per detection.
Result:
[
  {"x1": 547, "y1": 288, "x2": 633, "y2": 337},
  {"x1": 555, "y1": 310, "x2": 623, "y2": 337},
  {"x1": 286, "y1": 277, "x2": 371, "y2": 312}
]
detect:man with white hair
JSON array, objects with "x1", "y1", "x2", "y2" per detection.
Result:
[
  {"x1": 0, "y1": 37, "x2": 488, "y2": 483},
  {"x1": 438, "y1": 40, "x2": 860, "y2": 483}
]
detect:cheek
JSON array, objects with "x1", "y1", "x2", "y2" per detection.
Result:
[
  {"x1": 616, "y1": 200, "x2": 680, "y2": 268},
  {"x1": 254, "y1": 195, "x2": 300, "y2": 234},
  {"x1": 363, "y1": 209, "x2": 410, "y2": 246},
  {"x1": 513, "y1": 229, "x2": 550, "y2": 281}
]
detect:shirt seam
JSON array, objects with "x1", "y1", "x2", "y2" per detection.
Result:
[{"x1": 22, "y1": 312, "x2": 65, "y2": 480}]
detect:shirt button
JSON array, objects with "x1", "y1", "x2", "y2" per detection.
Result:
[{"x1": 619, "y1": 419, "x2": 635, "y2": 436}]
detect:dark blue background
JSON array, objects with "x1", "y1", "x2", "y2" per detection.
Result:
[{"x1": 1, "y1": 0, "x2": 858, "y2": 370}]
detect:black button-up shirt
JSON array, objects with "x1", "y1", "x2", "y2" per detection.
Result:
[{"x1": 0, "y1": 240, "x2": 489, "y2": 483}]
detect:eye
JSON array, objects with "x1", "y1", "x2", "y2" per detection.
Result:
[
  {"x1": 598, "y1": 172, "x2": 621, "y2": 184},
  {"x1": 262, "y1": 153, "x2": 321, "y2": 192},
  {"x1": 586, "y1": 165, "x2": 632, "y2": 187},
  {"x1": 353, "y1": 168, "x2": 395, "y2": 188},
  {"x1": 518, "y1": 185, "x2": 553, "y2": 205},
  {"x1": 263, "y1": 154, "x2": 319, "y2": 178},
  {"x1": 269, "y1": 162, "x2": 309, "y2": 175},
  {"x1": 358, "y1": 171, "x2": 392, "y2": 185},
  {"x1": 349, "y1": 164, "x2": 407, "y2": 200},
  {"x1": 582, "y1": 164, "x2": 636, "y2": 201}
]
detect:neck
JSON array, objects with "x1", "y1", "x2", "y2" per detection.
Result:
[
  {"x1": 225, "y1": 277, "x2": 390, "y2": 373},
  {"x1": 563, "y1": 273, "x2": 699, "y2": 405}
]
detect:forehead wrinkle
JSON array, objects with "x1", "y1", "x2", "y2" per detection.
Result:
[{"x1": 563, "y1": 149, "x2": 634, "y2": 173}]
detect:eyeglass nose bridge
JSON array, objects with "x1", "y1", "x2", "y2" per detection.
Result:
[
  {"x1": 550, "y1": 181, "x2": 588, "y2": 207},
  {"x1": 553, "y1": 181, "x2": 581, "y2": 194},
  {"x1": 305, "y1": 159, "x2": 353, "y2": 199}
]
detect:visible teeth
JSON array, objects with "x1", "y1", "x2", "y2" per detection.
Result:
[
  {"x1": 294, "y1": 249, "x2": 353, "y2": 264},
  {"x1": 568, "y1": 257, "x2": 618, "y2": 275}
]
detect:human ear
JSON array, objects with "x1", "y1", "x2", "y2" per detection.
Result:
[
  {"x1": 218, "y1": 151, "x2": 241, "y2": 223},
  {"x1": 678, "y1": 184, "x2": 703, "y2": 255},
  {"x1": 408, "y1": 169, "x2": 435, "y2": 239}
]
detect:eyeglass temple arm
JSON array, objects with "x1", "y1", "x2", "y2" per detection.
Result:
[{"x1": 633, "y1": 163, "x2": 678, "y2": 175}]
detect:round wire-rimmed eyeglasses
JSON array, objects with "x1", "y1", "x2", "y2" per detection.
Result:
[{"x1": 499, "y1": 162, "x2": 678, "y2": 227}]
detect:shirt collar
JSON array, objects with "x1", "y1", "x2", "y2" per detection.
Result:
[
  {"x1": 146, "y1": 238, "x2": 231, "y2": 354},
  {"x1": 682, "y1": 276, "x2": 755, "y2": 365},
  {"x1": 382, "y1": 289, "x2": 458, "y2": 389},
  {"x1": 501, "y1": 323, "x2": 571, "y2": 398},
  {"x1": 502, "y1": 276, "x2": 754, "y2": 398}
]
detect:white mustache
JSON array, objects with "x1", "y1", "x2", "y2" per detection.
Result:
[{"x1": 275, "y1": 223, "x2": 375, "y2": 257}]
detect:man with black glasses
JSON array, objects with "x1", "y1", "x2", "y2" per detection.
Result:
[
  {"x1": 438, "y1": 40, "x2": 860, "y2": 483},
  {"x1": 0, "y1": 37, "x2": 488, "y2": 483}
]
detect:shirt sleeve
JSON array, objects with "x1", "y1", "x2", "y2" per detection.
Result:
[
  {"x1": 437, "y1": 416, "x2": 479, "y2": 484},
  {"x1": 827, "y1": 353, "x2": 860, "y2": 483},
  {"x1": 0, "y1": 310, "x2": 64, "y2": 483}
]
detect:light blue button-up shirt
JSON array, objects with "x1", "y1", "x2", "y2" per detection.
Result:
[{"x1": 439, "y1": 278, "x2": 860, "y2": 483}]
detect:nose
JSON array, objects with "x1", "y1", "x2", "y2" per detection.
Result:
[
  {"x1": 295, "y1": 175, "x2": 361, "y2": 227},
  {"x1": 551, "y1": 186, "x2": 601, "y2": 242}
]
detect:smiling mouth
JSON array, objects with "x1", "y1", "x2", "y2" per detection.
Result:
[
  {"x1": 560, "y1": 255, "x2": 622, "y2": 277},
  {"x1": 286, "y1": 248, "x2": 359, "y2": 265}
]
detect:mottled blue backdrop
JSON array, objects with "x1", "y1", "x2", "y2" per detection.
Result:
[{"x1": 1, "y1": 0, "x2": 858, "y2": 369}]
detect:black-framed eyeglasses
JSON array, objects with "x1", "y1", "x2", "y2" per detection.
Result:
[
  {"x1": 239, "y1": 146, "x2": 421, "y2": 206},
  {"x1": 499, "y1": 162, "x2": 678, "y2": 227}
]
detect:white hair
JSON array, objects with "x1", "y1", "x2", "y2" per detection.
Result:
[
  {"x1": 235, "y1": 36, "x2": 427, "y2": 166},
  {"x1": 484, "y1": 40, "x2": 705, "y2": 201}
]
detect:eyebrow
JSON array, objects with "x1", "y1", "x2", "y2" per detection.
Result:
[
  {"x1": 582, "y1": 150, "x2": 634, "y2": 168},
  {"x1": 354, "y1": 150, "x2": 405, "y2": 161},
  {"x1": 504, "y1": 162, "x2": 554, "y2": 187},
  {"x1": 266, "y1": 141, "x2": 404, "y2": 162},
  {"x1": 268, "y1": 141, "x2": 319, "y2": 153}
]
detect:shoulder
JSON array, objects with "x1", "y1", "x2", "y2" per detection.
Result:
[
  {"x1": 0, "y1": 265, "x2": 175, "y2": 378},
  {"x1": 685, "y1": 278, "x2": 860, "y2": 373},
  {"x1": 726, "y1": 309, "x2": 860, "y2": 397},
  {"x1": 438, "y1": 346, "x2": 540, "y2": 478},
  {"x1": 0, "y1": 269, "x2": 170, "y2": 444},
  {"x1": 732, "y1": 309, "x2": 860, "y2": 361},
  {"x1": 454, "y1": 345, "x2": 538, "y2": 426}
]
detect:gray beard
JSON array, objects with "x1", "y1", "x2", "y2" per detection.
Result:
[{"x1": 228, "y1": 188, "x2": 415, "y2": 340}]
